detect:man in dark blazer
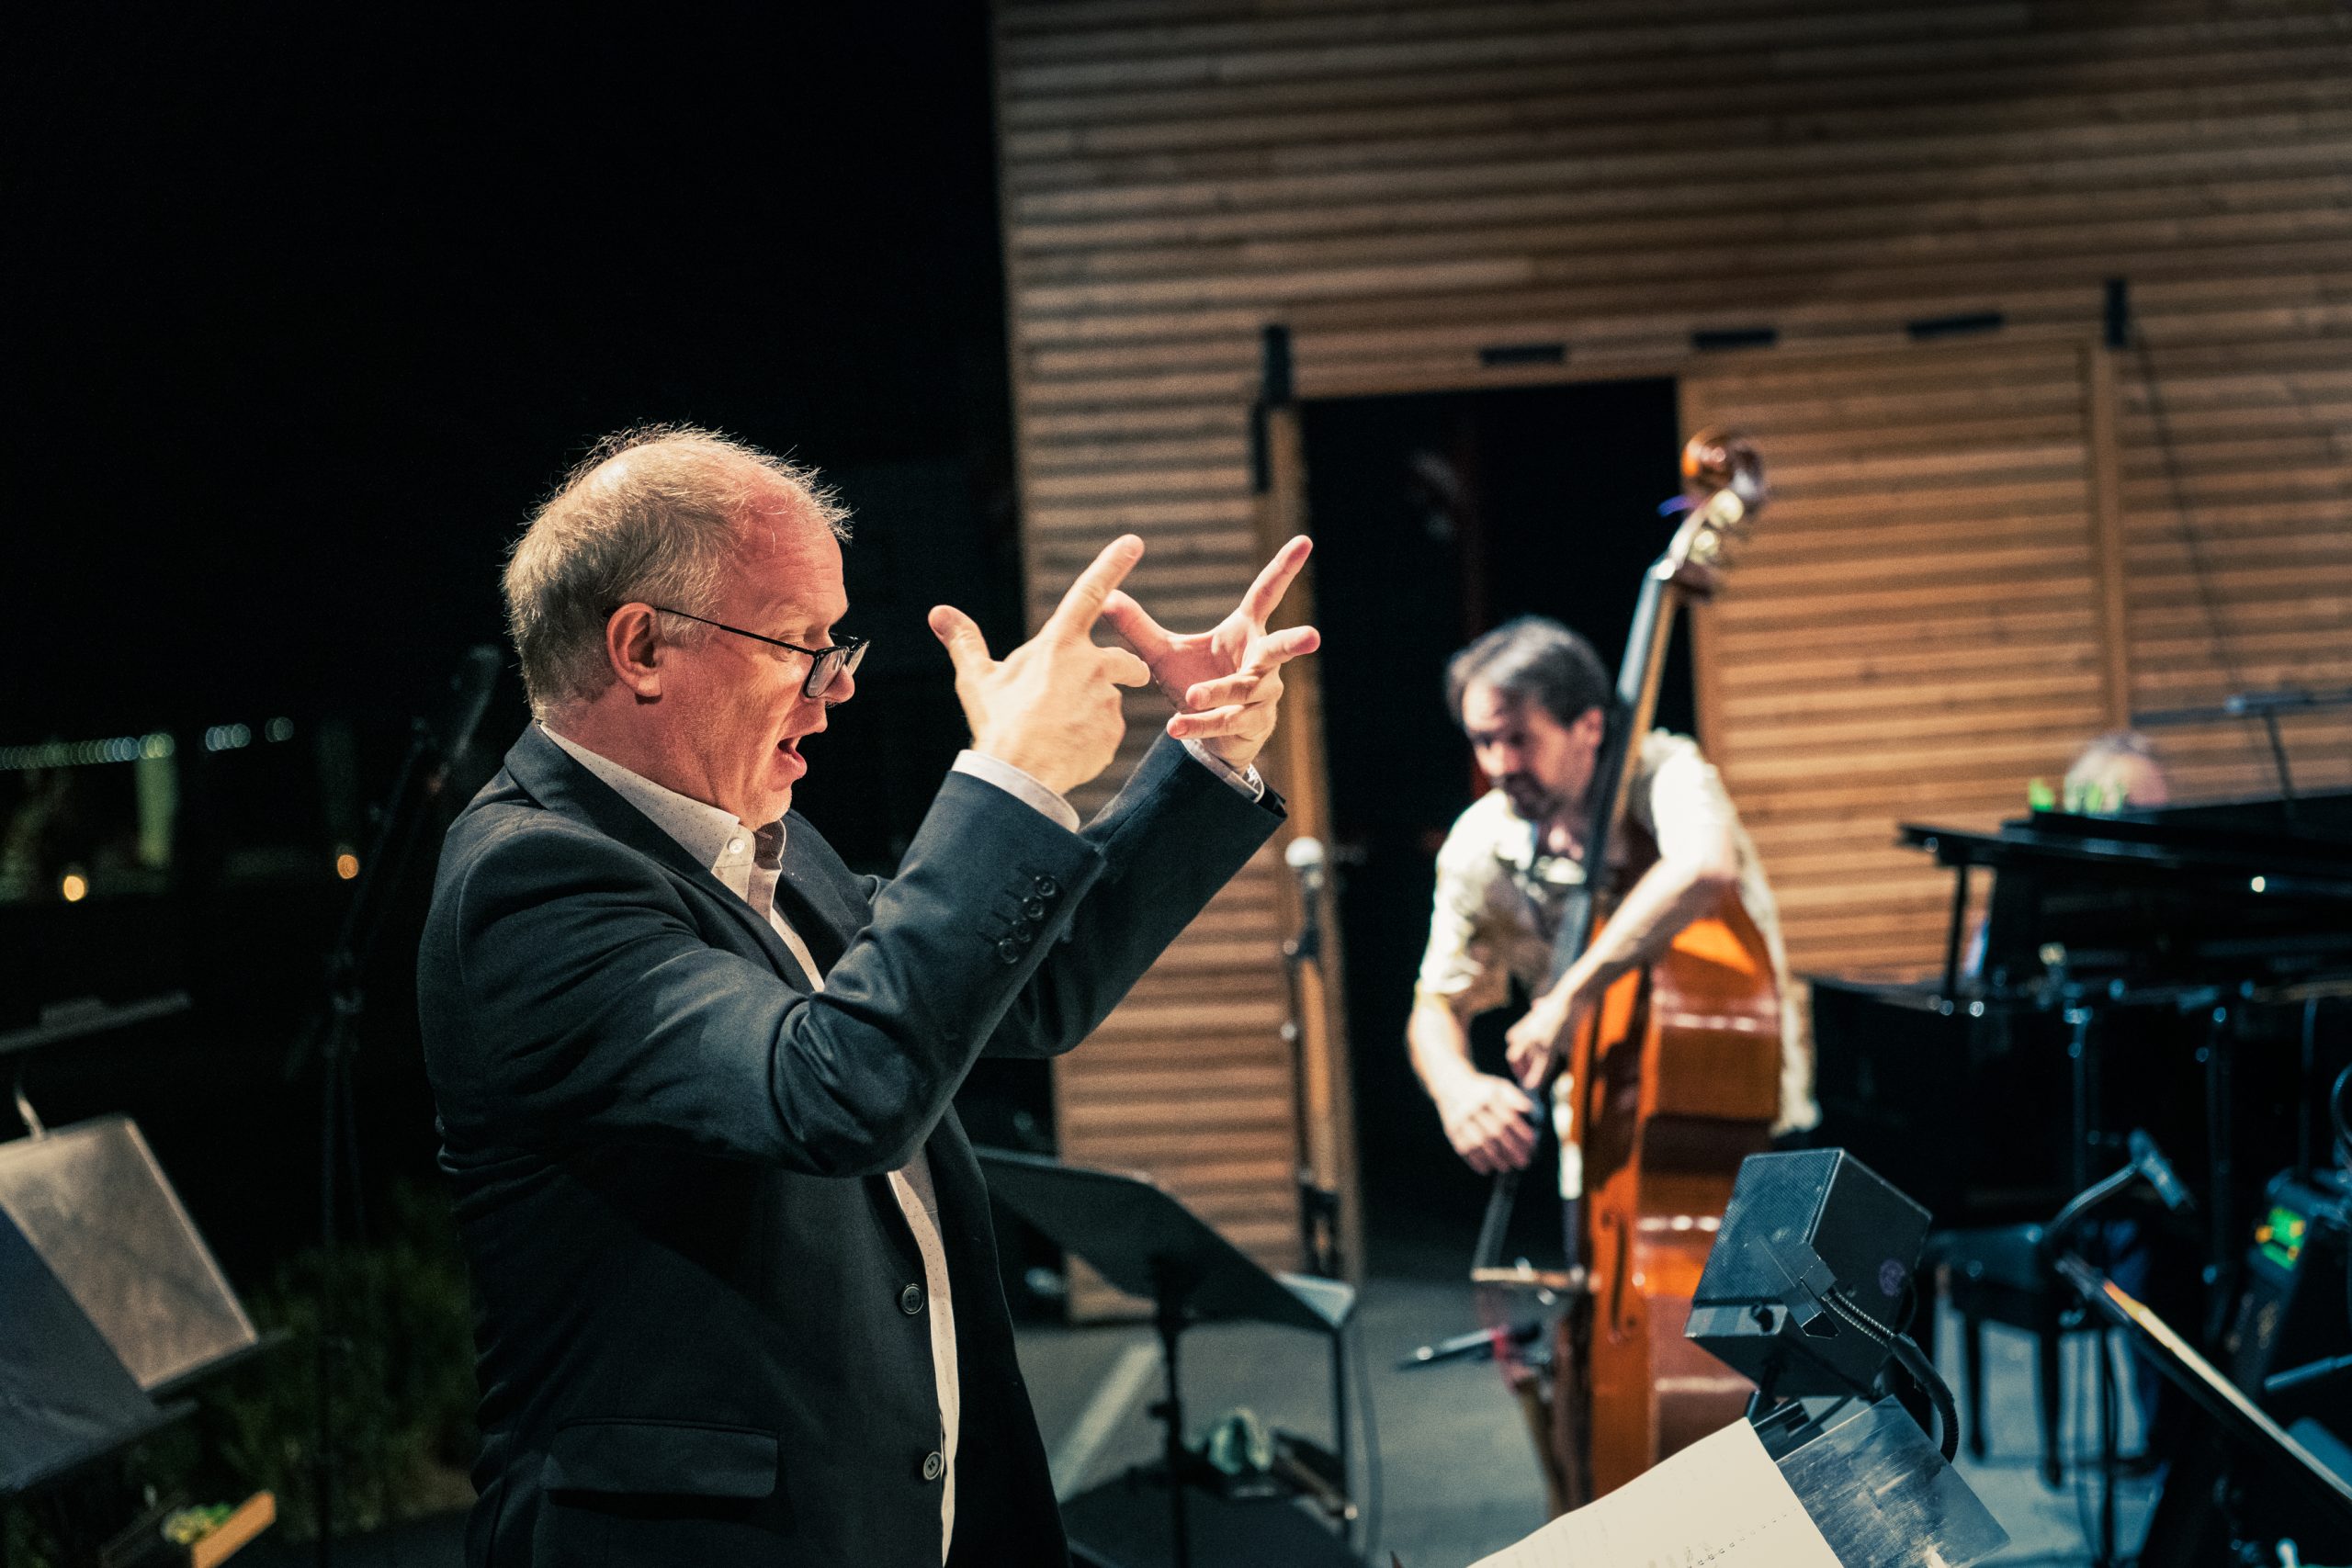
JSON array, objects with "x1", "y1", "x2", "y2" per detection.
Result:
[{"x1": 418, "y1": 426, "x2": 1317, "y2": 1567}]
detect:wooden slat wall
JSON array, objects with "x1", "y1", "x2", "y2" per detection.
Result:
[
  {"x1": 994, "y1": 0, "x2": 2352, "y2": 1294},
  {"x1": 1683, "y1": 338, "x2": 2117, "y2": 976}
]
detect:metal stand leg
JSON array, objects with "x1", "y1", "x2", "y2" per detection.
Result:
[
  {"x1": 1149, "y1": 1261, "x2": 1192, "y2": 1568},
  {"x1": 2096, "y1": 1327, "x2": 2119, "y2": 1567},
  {"x1": 1329, "y1": 1327, "x2": 1352, "y2": 1544},
  {"x1": 2201, "y1": 1004, "x2": 2237, "y2": 1337},
  {"x1": 2037, "y1": 1318, "x2": 2064, "y2": 1489},
  {"x1": 2065, "y1": 1002, "x2": 2098, "y2": 1195},
  {"x1": 1962, "y1": 1312, "x2": 1987, "y2": 1462}
]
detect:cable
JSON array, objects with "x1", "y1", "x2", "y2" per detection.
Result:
[
  {"x1": 1821, "y1": 1290, "x2": 1958, "y2": 1462},
  {"x1": 1350, "y1": 1312, "x2": 1384, "y2": 1565}
]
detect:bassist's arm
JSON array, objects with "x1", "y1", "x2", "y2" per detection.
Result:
[
  {"x1": 1410, "y1": 991, "x2": 1540, "y2": 1174},
  {"x1": 1505, "y1": 743, "x2": 1741, "y2": 1085}
]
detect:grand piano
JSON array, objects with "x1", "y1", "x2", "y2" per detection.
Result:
[
  {"x1": 1812, "y1": 789, "x2": 2352, "y2": 1247},
  {"x1": 1809, "y1": 785, "x2": 2352, "y2": 1561}
]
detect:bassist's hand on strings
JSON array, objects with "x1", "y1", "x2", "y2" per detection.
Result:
[
  {"x1": 1431, "y1": 1067, "x2": 1540, "y2": 1174},
  {"x1": 1504, "y1": 964, "x2": 1605, "y2": 1089}
]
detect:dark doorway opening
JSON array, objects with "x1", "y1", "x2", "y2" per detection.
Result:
[{"x1": 1300, "y1": 378, "x2": 1689, "y2": 1272}]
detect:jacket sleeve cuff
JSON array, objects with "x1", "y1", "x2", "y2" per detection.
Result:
[
  {"x1": 951, "y1": 750, "x2": 1082, "y2": 833},
  {"x1": 1179, "y1": 739, "x2": 1267, "y2": 801}
]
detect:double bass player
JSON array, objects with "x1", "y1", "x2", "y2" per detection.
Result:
[{"x1": 1407, "y1": 614, "x2": 1816, "y2": 1186}]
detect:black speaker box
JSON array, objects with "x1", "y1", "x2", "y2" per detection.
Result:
[{"x1": 1686, "y1": 1149, "x2": 1933, "y2": 1398}]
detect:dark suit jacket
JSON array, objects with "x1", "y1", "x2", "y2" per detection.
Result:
[{"x1": 418, "y1": 727, "x2": 1280, "y2": 1567}]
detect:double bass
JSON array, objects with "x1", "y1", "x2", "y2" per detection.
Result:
[{"x1": 1471, "y1": 430, "x2": 1785, "y2": 1512}]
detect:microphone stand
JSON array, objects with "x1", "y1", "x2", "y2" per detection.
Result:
[
  {"x1": 2041, "y1": 1128, "x2": 2196, "y2": 1568},
  {"x1": 295, "y1": 647, "x2": 500, "y2": 1566},
  {"x1": 1280, "y1": 841, "x2": 1341, "y2": 1280}
]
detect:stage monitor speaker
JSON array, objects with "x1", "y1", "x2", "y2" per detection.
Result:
[
  {"x1": 0, "y1": 1115, "x2": 257, "y2": 1393},
  {"x1": 1686, "y1": 1149, "x2": 1932, "y2": 1399}
]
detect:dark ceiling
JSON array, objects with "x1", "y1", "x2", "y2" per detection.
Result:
[{"x1": 11, "y1": 6, "x2": 1014, "y2": 737}]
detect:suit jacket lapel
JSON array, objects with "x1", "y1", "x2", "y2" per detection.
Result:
[
  {"x1": 495, "y1": 727, "x2": 814, "y2": 989},
  {"x1": 770, "y1": 818, "x2": 868, "y2": 975}
]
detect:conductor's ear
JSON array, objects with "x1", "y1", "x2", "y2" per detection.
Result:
[{"x1": 605, "y1": 604, "x2": 664, "y2": 700}]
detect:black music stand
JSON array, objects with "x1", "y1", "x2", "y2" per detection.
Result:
[
  {"x1": 0, "y1": 1211, "x2": 174, "y2": 1501},
  {"x1": 2, "y1": 996, "x2": 272, "y2": 1562},
  {"x1": 977, "y1": 1149, "x2": 1358, "y2": 1568},
  {"x1": 2056, "y1": 1252, "x2": 2352, "y2": 1542}
]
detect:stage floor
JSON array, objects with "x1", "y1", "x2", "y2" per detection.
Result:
[
  {"x1": 1016, "y1": 1231, "x2": 2157, "y2": 1567},
  {"x1": 240, "y1": 1241, "x2": 2154, "y2": 1567}
]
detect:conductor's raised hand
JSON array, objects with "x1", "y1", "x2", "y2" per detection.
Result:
[
  {"x1": 1099, "y1": 535, "x2": 1321, "y2": 772},
  {"x1": 930, "y1": 535, "x2": 1153, "y2": 798}
]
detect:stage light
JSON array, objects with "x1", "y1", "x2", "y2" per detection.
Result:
[{"x1": 60, "y1": 874, "x2": 88, "y2": 903}]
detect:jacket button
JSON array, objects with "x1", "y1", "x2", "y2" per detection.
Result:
[
  {"x1": 997, "y1": 936, "x2": 1023, "y2": 964},
  {"x1": 1032, "y1": 874, "x2": 1058, "y2": 897},
  {"x1": 899, "y1": 1283, "x2": 924, "y2": 1315},
  {"x1": 922, "y1": 1450, "x2": 944, "y2": 1482},
  {"x1": 1022, "y1": 897, "x2": 1046, "y2": 920}
]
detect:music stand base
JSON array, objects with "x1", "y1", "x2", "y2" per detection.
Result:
[{"x1": 1061, "y1": 1471, "x2": 1362, "y2": 1568}]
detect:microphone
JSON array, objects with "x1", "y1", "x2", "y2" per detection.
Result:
[
  {"x1": 2128, "y1": 1129, "x2": 2195, "y2": 1214},
  {"x1": 2266, "y1": 1352, "x2": 2352, "y2": 1397},
  {"x1": 1284, "y1": 836, "x2": 1326, "y2": 964},
  {"x1": 427, "y1": 645, "x2": 505, "y2": 788},
  {"x1": 1399, "y1": 1317, "x2": 1543, "y2": 1371}
]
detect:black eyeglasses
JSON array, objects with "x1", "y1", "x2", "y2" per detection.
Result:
[{"x1": 629, "y1": 604, "x2": 869, "y2": 699}]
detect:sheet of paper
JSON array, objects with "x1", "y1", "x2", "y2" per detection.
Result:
[{"x1": 1470, "y1": 1418, "x2": 1840, "y2": 1568}]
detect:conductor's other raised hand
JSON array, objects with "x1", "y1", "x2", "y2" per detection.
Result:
[
  {"x1": 930, "y1": 535, "x2": 1153, "y2": 798},
  {"x1": 1100, "y1": 535, "x2": 1321, "y2": 773}
]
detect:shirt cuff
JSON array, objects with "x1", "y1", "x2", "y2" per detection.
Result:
[
  {"x1": 952, "y1": 750, "x2": 1081, "y2": 833},
  {"x1": 1181, "y1": 739, "x2": 1267, "y2": 801}
]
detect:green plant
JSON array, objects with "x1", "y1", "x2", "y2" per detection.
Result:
[
  {"x1": 2, "y1": 1183, "x2": 480, "y2": 1557},
  {"x1": 199, "y1": 1180, "x2": 481, "y2": 1541}
]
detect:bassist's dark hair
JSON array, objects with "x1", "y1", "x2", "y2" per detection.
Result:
[{"x1": 1445, "y1": 615, "x2": 1612, "y2": 731}]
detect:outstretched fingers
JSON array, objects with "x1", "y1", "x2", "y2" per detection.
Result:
[
  {"x1": 1045, "y1": 535, "x2": 1145, "y2": 641},
  {"x1": 928, "y1": 604, "x2": 994, "y2": 678},
  {"x1": 1252, "y1": 623, "x2": 1321, "y2": 666},
  {"x1": 1098, "y1": 589, "x2": 1173, "y2": 661},
  {"x1": 1182, "y1": 666, "x2": 1283, "y2": 711},
  {"x1": 1238, "y1": 535, "x2": 1313, "y2": 625},
  {"x1": 1166, "y1": 703, "x2": 1253, "y2": 741},
  {"x1": 1101, "y1": 647, "x2": 1153, "y2": 687}
]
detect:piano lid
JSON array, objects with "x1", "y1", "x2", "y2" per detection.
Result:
[{"x1": 1901, "y1": 790, "x2": 2352, "y2": 998}]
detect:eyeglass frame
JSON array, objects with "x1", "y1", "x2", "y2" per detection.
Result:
[{"x1": 612, "y1": 604, "x2": 869, "y2": 700}]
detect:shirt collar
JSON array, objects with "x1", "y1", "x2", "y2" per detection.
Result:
[
  {"x1": 539, "y1": 724, "x2": 786, "y2": 880},
  {"x1": 1487, "y1": 792, "x2": 1583, "y2": 890}
]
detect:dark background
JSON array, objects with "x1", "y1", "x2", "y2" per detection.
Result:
[
  {"x1": 1301, "y1": 381, "x2": 1691, "y2": 1260},
  {"x1": 6, "y1": 6, "x2": 1034, "y2": 1280},
  {"x1": 11, "y1": 6, "x2": 1023, "y2": 754}
]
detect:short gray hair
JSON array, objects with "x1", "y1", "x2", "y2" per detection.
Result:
[{"x1": 503, "y1": 424, "x2": 852, "y2": 716}]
